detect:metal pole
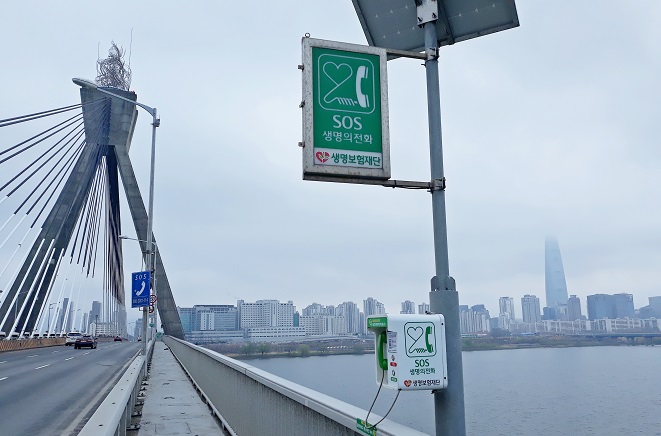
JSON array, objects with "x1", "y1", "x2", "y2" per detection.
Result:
[
  {"x1": 143, "y1": 109, "x2": 158, "y2": 360},
  {"x1": 423, "y1": 22, "x2": 466, "y2": 435}
]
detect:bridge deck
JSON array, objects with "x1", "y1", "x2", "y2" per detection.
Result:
[{"x1": 138, "y1": 343, "x2": 224, "y2": 435}]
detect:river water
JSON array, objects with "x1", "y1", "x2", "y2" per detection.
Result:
[{"x1": 247, "y1": 346, "x2": 661, "y2": 435}]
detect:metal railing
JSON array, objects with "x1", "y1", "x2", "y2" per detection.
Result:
[
  {"x1": 79, "y1": 339, "x2": 154, "y2": 436},
  {"x1": 163, "y1": 336, "x2": 428, "y2": 436}
]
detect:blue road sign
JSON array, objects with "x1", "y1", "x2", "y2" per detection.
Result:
[{"x1": 131, "y1": 271, "x2": 151, "y2": 308}]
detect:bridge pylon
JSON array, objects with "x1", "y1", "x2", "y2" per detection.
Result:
[{"x1": 78, "y1": 83, "x2": 184, "y2": 339}]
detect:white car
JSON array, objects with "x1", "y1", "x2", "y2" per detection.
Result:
[{"x1": 65, "y1": 332, "x2": 83, "y2": 346}]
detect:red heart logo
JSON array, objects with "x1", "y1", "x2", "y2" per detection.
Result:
[
  {"x1": 404, "y1": 380, "x2": 412, "y2": 387},
  {"x1": 316, "y1": 151, "x2": 330, "y2": 163}
]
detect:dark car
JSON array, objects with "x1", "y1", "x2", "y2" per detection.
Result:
[
  {"x1": 114, "y1": 336, "x2": 122, "y2": 342},
  {"x1": 74, "y1": 335, "x2": 97, "y2": 349}
]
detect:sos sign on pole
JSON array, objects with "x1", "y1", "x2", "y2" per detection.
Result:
[
  {"x1": 131, "y1": 271, "x2": 150, "y2": 308},
  {"x1": 302, "y1": 38, "x2": 390, "y2": 180}
]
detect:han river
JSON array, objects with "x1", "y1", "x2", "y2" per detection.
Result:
[{"x1": 248, "y1": 346, "x2": 661, "y2": 435}]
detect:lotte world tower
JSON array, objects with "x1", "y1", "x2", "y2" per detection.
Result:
[{"x1": 545, "y1": 237, "x2": 569, "y2": 308}]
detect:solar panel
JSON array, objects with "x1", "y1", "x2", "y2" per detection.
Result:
[{"x1": 351, "y1": 0, "x2": 519, "y2": 52}]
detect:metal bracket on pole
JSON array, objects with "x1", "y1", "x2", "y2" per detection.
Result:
[
  {"x1": 429, "y1": 177, "x2": 446, "y2": 192},
  {"x1": 303, "y1": 174, "x2": 430, "y2": 190},
  {"x1": 416, "y1": 0, "x2": 439, "y2": 26},
  {"x1": 425, "y1": 47, "x2": 440, "y2": 61}
]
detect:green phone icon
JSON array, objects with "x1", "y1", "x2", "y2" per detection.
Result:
[{"x1": 425, "y1": 326, "x2": 433, "y2": 353}]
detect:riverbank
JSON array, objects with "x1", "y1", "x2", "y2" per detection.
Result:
[{"x1": 205, "y1": 335, "x2": 660, "y2": 360}]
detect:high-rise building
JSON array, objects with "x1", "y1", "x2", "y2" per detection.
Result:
[
  {"x1": 178, "y1": 307, "x2": 195, "y2": 333},
  {"x1": 418, "y1": 302, "x2": 430, "y2": 314},
  {"x1": 302, "y1": 303, "x2": 324, "y2": 316},
  {"x1": 587, "y1": 294, "x2": 612, "y2": 320},
  {"x1": 400, "y1": 300, "x2": 415, "y2": 314},
  {"x1": 237, "y1": 300, "x2": 294, "y2": 329},
  {"x1": 545, "y1": 237, "x2": 569, "y2": 308},
  {"x1": 90, "y1": 300, "x2": 102, "y2": 325},
  {"x1": 521, "y1": 295, "x2": 541, "y2": 324},
  {"x1": 639, "y1": 296, "x2": 661, "y2": 318},
  {"x1": 57, "y1": 298, "x2": 69, "y2": 332},
  {"x1": 567, "y1": 295, "x2": 582, "y2": 321},
  {"x1": 363, "y1": 297, "x2": 386, "y2": 317},
  {"x1": 542, "y1": 306, "x2": 557, "y2": 320},
  {"x1": 499, "y1": 297, "x2": 515, "y2": 328},
  {"x1": 587, "y1": 293, "x2": 634, "y2": 320},
  {"x1": 200, "y1": 311, "x2": 214, "y2": 330},
  {"x1": 65, "y1": 300, "x2": 74, "y2": 332},
  {"x1": 336, "y1": 301, "x2": 361, "y2": 334},
  {"x1": 194, "y1": 305, "x2": 238, "y2": 330},
  {"x1": 612, "y1": 293, "x2": 634, "y2": 319},
  {"x1": 459, "y1": 305, "x2": 490, "y2": 334},
  {"x1": 650, "y1": 296, "x2": 661, "y2": 315}
]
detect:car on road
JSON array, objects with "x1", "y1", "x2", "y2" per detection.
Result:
[
  {"x1": 114, "y1": 336, "x2": 122, "y2": 342},
  {"x1": 65, "y1": 332, "x2": 83, "y2": 346},
  {"x1": 74, "y1": 335, "x2": 97, "y2": 349}
]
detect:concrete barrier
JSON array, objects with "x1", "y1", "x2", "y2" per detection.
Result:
[
  {"x1": 163, "y1": 336, "x2": 428, "y2": 436},
  {"x1": 0, "y1": 338, "x2": 65, "y2": 352},
  {"x1": 79, "y1": 339, "x2": 155, "y2": 436}
]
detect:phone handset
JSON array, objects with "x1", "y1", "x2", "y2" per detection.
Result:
[
  {"x1": 424, "y1": 326, "x2": 433, "y2": 353},
  {"x1": 355, "y1": 66, "x2": 369, "y2": 108},
  {"x1": 377, "y1": 331, "x2": 388, "y2": 371}
]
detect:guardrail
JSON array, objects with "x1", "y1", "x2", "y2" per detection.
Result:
[
  {"x1": 163, "y1": 336, "x2": 428, "y2": 436},
  {"x1": 79, "y1": 339, "x2": 155, "y2": 436}
]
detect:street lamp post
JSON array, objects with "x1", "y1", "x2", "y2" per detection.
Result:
[
  {"x1": 349, "y1": 2, "x2": 519, "y2": 434},
  {"x1": 73, "y1": 78, "x2": 159, "y2": 361}
]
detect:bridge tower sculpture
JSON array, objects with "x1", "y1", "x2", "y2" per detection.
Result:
[
  {"x1": 0, "y1": 83, "x2": 184, "y2": 339},
  {"x1": 78, "y1": 83, "x2": 184, "y2": 339}
]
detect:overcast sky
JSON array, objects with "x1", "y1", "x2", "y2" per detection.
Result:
[{"x1": 1, "y1": 1, "x2": 660, "y2": 324}]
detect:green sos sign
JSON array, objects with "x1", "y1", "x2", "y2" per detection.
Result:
[{"x1": 302, "y1": 38, "x2": 390, "y2": 180}]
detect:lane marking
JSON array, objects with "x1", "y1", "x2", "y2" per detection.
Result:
[
  {"x1": 34, "y1": 364, "x2": 50, "y2": 370},
  {"x1": 83, "y1": 352, "x2": 90, "y2": 355},
  {"x1": 27, "y1": 354, "x2": 39, "y2": 358},
  {"x1": 65, "y1": 357, "x2": 75, "y2": 361},
  {"x1": 52, "y1": 350, "x2": 60, "y2": 353},
  {"x1": 0, "y1": 361, "x2": 7, "y2": 364},
  {"x1": 0, "y1": 377, "x2": 7, "y2": 381}
]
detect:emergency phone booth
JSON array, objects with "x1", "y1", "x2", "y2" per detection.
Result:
[{"x1": 367, "y1": 314, "x2": 448, "y2": 391}]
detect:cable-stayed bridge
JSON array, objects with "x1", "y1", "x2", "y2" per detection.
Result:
[
  {"x1": 0, "y1": 80, "x2": 424, "y2": 436},
  {"x1": 0, "y1": 81, "x2": 183, "y2": 340}
]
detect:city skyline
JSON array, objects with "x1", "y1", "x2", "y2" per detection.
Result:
[
  {"x1": 179, "y1": 290, "x2": 658, "y2": 324},
  {"x1": 178, "y1": 292, "x2": 660, "y2": 343}
]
